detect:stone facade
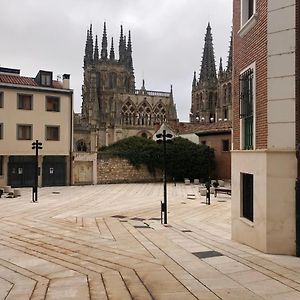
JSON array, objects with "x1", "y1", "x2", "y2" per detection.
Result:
[
  {"x1": 97, "y1": 155, "x2": 162, "y2": 184},
  {"x1": 74, "y1": 23, "x2": 178, "y2": 152}
]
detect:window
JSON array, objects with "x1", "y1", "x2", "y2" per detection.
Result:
[
  {"x1": 0, "y1": 156, "x2": 3, "y2": 175},
  {"x1": 41, "y1": 74, "x2": 51, "y2": 86},
  {"x1": 17, "y1": 124, "x2": 32, "y2": 140},
  {"x1": 240, "y1": 68, "x2": 254, "y2": 150},
  {"x1": 241, "y1": 173, "x2": 253, "y2": 221},
  {"x1": 46, "y1": 126, "x2": 59, "y2": 141},
  {"x1": 46, "y1": 96, "x2": 60, "y2": 112},
  {"x1": 0, "y1": 92, "x2": 3, "y2": 108},
  {"x1": 18, "y1": 94, "x2": 32, "y2": 110},
  {"x1": 241, "y1": 0, "x2": 255, "y2": 26},
  {"x1": 0, "y1": 123, "x2": 3, "y2": 139},
  {"x1": 222, "y1": 140, "x2": 230, "y2": 152}
]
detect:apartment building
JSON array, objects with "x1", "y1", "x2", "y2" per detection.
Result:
[
  {"x1": 0, "y1": 67, "x2": 73, "y2": 187},
  {"x1": 232, "y1": 0, "x2": 297, "y2": 255}
]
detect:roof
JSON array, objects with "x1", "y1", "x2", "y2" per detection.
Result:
[
  {"x1": 176, "y1": 121, "x2": 232, "y2": 136},
  {"x1": 0, "y1": 74, "x2": 64, "y2": 89}
]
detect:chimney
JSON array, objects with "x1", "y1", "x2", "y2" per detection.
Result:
[{"x1": 62, "y1": 74, "x2": 70, "y2": 89}]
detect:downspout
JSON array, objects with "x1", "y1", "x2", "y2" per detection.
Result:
[{"x1": 296, "y1": 1, "x2": 300, "y2": 256}]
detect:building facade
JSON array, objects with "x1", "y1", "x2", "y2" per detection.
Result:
[
  {"x1": 190, "y1": 23, "x2": 232, "y2": 124},
  {"x1": 0, "y1": 67, "x2": 73, "y2": 187},
  {"x1": 74, "y1": 23, "x2": 178, "y2": 153},
  {"x1": 232, "y1": 0, "x2": 297, "y2": 255}
]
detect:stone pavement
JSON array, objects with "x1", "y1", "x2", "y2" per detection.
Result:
[{"x1": 0, "y1": 183, "x2": 300, "y2": 299}]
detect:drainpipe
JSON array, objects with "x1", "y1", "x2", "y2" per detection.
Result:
[{"x1": 296, "y1": 2, "x2": 300, "y2": 256}]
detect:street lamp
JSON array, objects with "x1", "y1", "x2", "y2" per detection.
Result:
[
  {"x1": 32, "y1": 140, "x2": 43, "y2": 202},
  {"x1": 156, "y1": 129, "x2": 173, "y2": 224}
]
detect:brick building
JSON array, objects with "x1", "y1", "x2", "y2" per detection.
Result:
[{"x1": 232, "y1": 0, "x2": 298, "y2": 255}]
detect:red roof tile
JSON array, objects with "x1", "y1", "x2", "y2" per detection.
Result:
[{"x1": 0, "y1": 75, "x2": 64, "y2": 89}]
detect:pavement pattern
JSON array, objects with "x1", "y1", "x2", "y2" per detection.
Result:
[{"x1": 0, "y1": 183, "x2": 300, "y2": 299}]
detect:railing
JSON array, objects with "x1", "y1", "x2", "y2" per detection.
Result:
[{"x1": 135, "y1": 89, "x2": 170, "y2": 97}]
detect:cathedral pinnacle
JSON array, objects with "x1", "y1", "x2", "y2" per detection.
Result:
[
  {"x1": 84, "y1": 25, "x2": 94, "y2": 66},
  {"x1": 199, "y1": 22, "x2": 217, "y2": 85},
  {"x1": 94, "y1": 35, "x2": 99, "y2": 62},
  {"x1": 119, "y1": 25, "x2": 125, "y2": 62},
  {"x1": 218, "y1": 57, "x2": 223, "y2": 77},
  {"x1": 226, "y1": 32, "x2": 233, "y2": 72},
  {"x1": 192, "y1": 71, "x2": 197, "y2": 88},
  {"x1": 101, "y1": 22, "x2": 108, "y2": 60},
  {"x1": 110, "y1": 37, "x2": 115, "y2": 60}
]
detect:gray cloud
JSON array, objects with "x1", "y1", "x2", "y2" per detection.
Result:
[{"x1": 0, "y1": 0, "x2": 232, "y2": 121}]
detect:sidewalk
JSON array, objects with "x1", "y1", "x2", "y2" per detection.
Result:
[{"x1": 0, "y1": 183, "x2": 299, "y2": 299}]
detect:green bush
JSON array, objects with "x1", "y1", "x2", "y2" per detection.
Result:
[{"x1": 99, "y1": 136, "x2": 215, "y2": 180}]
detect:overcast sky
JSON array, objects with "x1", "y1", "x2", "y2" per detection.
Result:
[{"x1": 0, "y1": 0, "x2": 232, "y2": 122}]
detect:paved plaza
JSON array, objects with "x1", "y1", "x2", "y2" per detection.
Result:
[{"x1": 0, "y1": 183, "x2": 300, "y2": 299}]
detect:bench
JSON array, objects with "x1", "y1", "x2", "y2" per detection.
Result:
[{"x1": 214, "y1": 188, "x2": 231, "y2": 197}]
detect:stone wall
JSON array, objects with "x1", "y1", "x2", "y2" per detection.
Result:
[{"x1": 97, "y1": 155, "x2": 162, "y2": 184}]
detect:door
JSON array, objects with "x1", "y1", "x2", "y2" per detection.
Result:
[
  {"x1": 8, "y1": 156, "x2": 35, "y2": 187},
  {"x1": 42, "y1": 156, "x2": 66, "y2": 186}
]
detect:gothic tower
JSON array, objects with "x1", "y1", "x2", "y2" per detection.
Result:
[
  {"x1": 190, "y1": 23, "x2": 218, "y2": 123},
  {"x1": 190, "y1": 24, "x2": 232, "y2": 123},
  {"x1": 81, "y1": 23, "x2": 136, "y2": 126}
]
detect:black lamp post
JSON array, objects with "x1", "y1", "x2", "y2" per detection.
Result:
[
  {"x1": 32, "y1": 140, "x2": 42, "y2": 202},
  {"x1": 156, "y1": 129, "x2": 173, "y2": 224}
]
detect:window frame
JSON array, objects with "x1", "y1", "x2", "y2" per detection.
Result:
[
  {"x1": 239, "y1": 63, "x2": 256, "y2": 150},
  {"x1": 0, "y1": 92, "x2": 3, "y2": 108},
  {"x1": 46, "y1": 96, "x2": 60, "y2": 112},
  {"x1": 17, "y1": 94, "x2": 33, "y2": 110},
  {"x1": 17, "y1": 124, "x2": 32, "y2": 140},
  {"x1": 0, "y1": 123, "x2": 3, "y2": 139},
  {"x1": 241, "y1": 172, "x2": 254, "y2": 222},
  {"x1": 239, "y1": 0, "x2": 257, "y2": 37},
  {"x1": 0, "y1": 156, "x2": 3, "y2": 176},
  {"x1": 45, "y1": 125, "x2": 60, "y2": 141}
]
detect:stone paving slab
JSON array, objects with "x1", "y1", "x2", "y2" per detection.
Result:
[{"x1": 0, "y1": 183, "x2": 299, "y2": 299}]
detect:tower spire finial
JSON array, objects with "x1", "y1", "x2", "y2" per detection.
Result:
[
  {"x1": 119, "y1": 25, "x2": 125, "y2": 62},
  {"x1": 218, "y1": 57, "x2": 223, "y2": 77},
  {"x1": 101, "y1": 22, "x2": 108, "y2": 60}
]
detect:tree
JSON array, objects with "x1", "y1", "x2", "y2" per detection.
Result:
[{"x1": 99, "y1": 136, "x2": 215, "y2": 181}]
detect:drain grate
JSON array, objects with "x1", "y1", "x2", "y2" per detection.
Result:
[
  {"x1": 192, "y1": 251, "x2": 223, "y2": 259},
  {"x1": 111, "y1": 215, "x2": 127, "y2": 219},
  {"x1": 148, "y1": 217, "x2": 161, "y2": 221},
  {"x1": 182, "y1": 229, "x2": 192, "y2": 233},
  {"x1": 134, "y1": 225, "x2": 150, "y2": 229},
  {"x1": 120, "y1": 220, "x2": 128, "y2": 222},
  {"x1": 217, "y1": 200, "x2": 226, "y2": 202}
]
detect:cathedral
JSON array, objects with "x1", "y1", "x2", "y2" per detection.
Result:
[
  {"x1": 190, "y1": 23, "x2": 232, "y2": 124},
  {"x1": 74, "y1": 23, "x2": 178, "y2": 151}
]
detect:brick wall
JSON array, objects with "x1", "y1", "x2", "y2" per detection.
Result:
[
  {"x1": 232, "y1": 0, "x2": 268, "y2": 150},
  {"x1": 97, "y1": 156, "x2": 162, "y2": 184}
]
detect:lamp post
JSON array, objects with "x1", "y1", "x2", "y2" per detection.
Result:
[
  {"x1": 156, "y1": 129, "x2": 173, "y2": 224},
  {"x1": 32, "y1": 140, "x2": 43, "y2": 202}
]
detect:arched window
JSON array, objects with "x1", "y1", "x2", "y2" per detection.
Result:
[
  {"x1": 76, "y1": 140, "x2": 87, "y2": 152},
  {"x1": 137, "y1": 101, "x2": 152, "y2": 126},
  {"x1": 121, "y1": 99, "x2": 136, "y2": 125}
]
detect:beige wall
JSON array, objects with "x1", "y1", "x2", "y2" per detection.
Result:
[
  {"x1": 0, "y1": 88, "x2": 72, "y2": 155},
  {"x1": 232, "y1": 150, "x2": 296, "y2": 255}
]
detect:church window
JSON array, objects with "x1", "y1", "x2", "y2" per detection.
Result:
[{"x1": 76, "y1": 140, "x2": 87, "y2": 152}]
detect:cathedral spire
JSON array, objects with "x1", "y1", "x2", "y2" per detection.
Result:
[
  {"x1": 199, "y1": 22, "x2": 217, "y2": 84},
  {"x1": 226, "y1": 32, "x2": 233, "y2": 72},
  {"x1": 119, "y1": 25, "x2": 125, "y2": 62},
  {"x1": 94, "y1": 35, "x2": 99, "y2": 62},
  {"x1": 101, "y1": 22, "x2": 108, "y2": 60},
  {"x1": 110, "y1": 37, "x2": 115, "y2": 60},
  {"x1": 218, "y1": 57, "x2": 223, "y2": 77},
  {"x1": 84, "y1": 25, "x2": 94, "y2": 66},
  {"x1": 192, "y1": 71, "x2": 197, "y2": 88},
  {"x1": 126, "y1": 30, "x2": 133, "y2": 71}
]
